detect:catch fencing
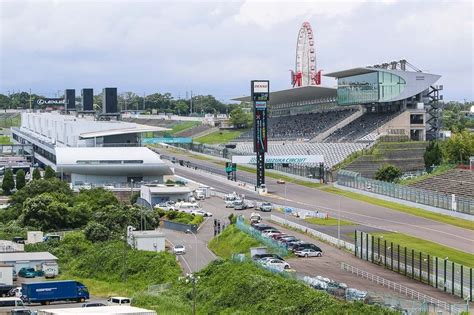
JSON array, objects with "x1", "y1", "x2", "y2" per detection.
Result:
[
  {"x1": 355, "y1": 230, "x2": 473, "y2": 302},
  {"x1": 337, "y1": 170, "x2": 474, "y2": 214}
]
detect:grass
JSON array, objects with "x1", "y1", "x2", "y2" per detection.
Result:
[
  {"x1": 320, "y1": 186, "x2": 474, "y2": 231},
  {"x1": 0, "y1": 135, "x2": 12, "y2": 144},
  {"x1": 169, "y1": 121, "x2": 200, "y2": 135},
  {"x1": 397, "y1": 164, "x2": 456, "y2": 186},
  {"x1": 194, "y1": 129, "x2": 244, "y2": 144},
  {"x1": 208, "y1": 225, "x2": 261, "y2": 259},
  {"x1": 0, "y1": 114, "x2": 20, "y2": 128},
  {"x1": 367, "y1": 232, "x2": 474, "y2": 268},
  {"x1": 305, "y1": 217, "x2": 354, "y2": 226}
]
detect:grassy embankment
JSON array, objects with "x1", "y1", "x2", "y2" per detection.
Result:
[
  {"x1": 208, "y1": 224, "x2": 261, "y2": 259},
  {"x1": 321, "y1": 186, "x2": 474, "y2": 231},
  {"x1": 194, "y1": 129, "x2": 244, "y2": 144},
  {"x1": 169, "y1": 121, "x2": 201, "y2": 135},
  {"x1": 363, "y1": 232, "x2": 474, "y2": 268},
  {"x1": 305, "y1": 217, "x2": 354, "y2": 226},
  {"x1": 396, "y1": 164, "x2": 456, "y2": 185}
]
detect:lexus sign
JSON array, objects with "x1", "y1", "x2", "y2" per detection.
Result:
[{"x1": 35, "y1": 98, "x2": 64, "y2": 106}]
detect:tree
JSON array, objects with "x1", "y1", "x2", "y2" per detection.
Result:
[
  {"x1": 2, "y1": 169, "x2": 15, "y2": 195},
  {"x1": 375, "y1": 164, "x2": 402, "y2": 182},
  {"x1": 44, "y1": 166, "x2": 56, "y2": 179},
  {"x1": 423, "y1": 141, "x2": 442, "y2": 169},
  {"x1": 21, "y1": 193, "x2": 69, "y2": 231},
  {"x1": 441, "y1": 130, "x2": 474, "y2": 164},
  {"x1": 230, "y1": 107, "x2": 252, "y2": 129},
  {"x1": 84, "y1": 222, "x2": 111, "y2": 242},
  {"x1": 32, "y1": 168, "x2": 41, "y2": 180},
  {"x1": 15, "y1": 169, "x2": 26, "y2": 190}
]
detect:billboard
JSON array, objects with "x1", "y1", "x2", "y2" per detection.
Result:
[
  {"x1": 251, "y1": 80, "x2": 270, "y2": 102},
  {"x1": 34, "y1": 98, "x2": 64, "y2": 106},
  {"x1": 254, "y1": 108, "x2": 267, "y2": 153},
  {"x1": 232, "y1": 155, "x2": 324, "y2": 164},
  {"x1": 142, "y1": 137, "x2": 192, "y2": 144}
]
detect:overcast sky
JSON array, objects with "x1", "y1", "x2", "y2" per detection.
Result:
[{"x1": 0, "y1": 0, "x2": 472, "y2": 102}]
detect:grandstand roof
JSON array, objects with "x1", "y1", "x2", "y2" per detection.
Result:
[
  {"x1": 233, "y1": 85, "x2": 336, "y2": 105},
  {"x1": 324, "y1": 67, "x2": 376, "y2": 78}
]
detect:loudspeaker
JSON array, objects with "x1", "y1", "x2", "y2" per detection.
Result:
[
  {"x1": 102, "y1": 87, "x2": 118, "y2": 113},
  {"x1": 65, "y1": 89, "x2": 76, "y2": 110},
  {"x1": 81, "y1": 88, "x2": 94, "y2": 111}
]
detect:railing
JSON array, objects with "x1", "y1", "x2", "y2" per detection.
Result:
[{"x1": 341, "y1": 262, "x2": 465, "y2": 314}]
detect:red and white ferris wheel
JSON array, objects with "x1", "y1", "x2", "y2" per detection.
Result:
[{"x1": 290, "y1": 22, "x2": 322, "y2": 87}]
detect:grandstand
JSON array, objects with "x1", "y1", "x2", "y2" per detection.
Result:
[
  {"x1": 229, "y1": 142, "x2": 369, "y2": 168},
  {"x1": 408, "y1": 168, "x2": 474, "y2": 199},
  {"x1": 323, "y1": 110, "x2": 401, "y2": 143}
]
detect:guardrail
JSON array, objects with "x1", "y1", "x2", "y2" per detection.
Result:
[{"x1": 340, "y1": 262, "x2": 466, "y2": 314}]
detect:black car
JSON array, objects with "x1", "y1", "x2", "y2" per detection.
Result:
[
  {"x1": 12, "y1": 237, "x2": 25, "y2": 244},
  {"x1": 252, "y1": 253, "x2": 284, "y2": 261},
  {"x1": 252, "y1": 224, "x2": 272, "y2": 231},
  {"x1": 82, "y1": 302, "x2": 106, "y2": 307},
  {"x1": 286, "y1": 240, "x2": 305, "y2": 250}
]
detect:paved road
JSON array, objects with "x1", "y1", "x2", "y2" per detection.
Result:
[{"x1": 160, "y1": 148, "x2": 474, "y2": 254}]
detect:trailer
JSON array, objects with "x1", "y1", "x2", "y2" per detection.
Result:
[
  {"x1": 37, "y1": 306, "x2": 157, "y2": 315},
  {"x1": 21, "y1": 280, "x2": 89, "y2": 305}
]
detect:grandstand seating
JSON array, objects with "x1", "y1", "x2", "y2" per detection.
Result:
[
  {"x1": 323, "y1": 111, "x2": 401, "y2": 143},
  {"x1": 235, "y1": 109, "x2": 356, "y2": 141},
  {"x1": 343, "y1": 142, "x2": 426, "y2": 178},
  {"x1": 230, "y1": 142, "x2": 369, "y2": 168},
  {"x1": 408, "y1": 168, "x2": 474, "y2": 199}
]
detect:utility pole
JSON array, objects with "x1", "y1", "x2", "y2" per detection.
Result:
[
  {"x1": 190, "y1": 90, "x2": 193, "y2": 115},
  {"x1": 143, "y1": 92, "x2": 146, "y2": 111}
]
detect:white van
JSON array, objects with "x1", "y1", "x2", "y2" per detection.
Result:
[
  {"x1": 0, "y1": 297, "x2": 24, "y2": 308},
  {"x1": 107, "y1": 296, "x2": 131, "y2": 306}
]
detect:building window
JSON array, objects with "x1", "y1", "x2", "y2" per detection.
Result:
[{"x1": 337, "y1": 72, "x2": 379, "y2": 105}]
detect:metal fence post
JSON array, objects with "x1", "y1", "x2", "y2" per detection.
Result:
[
  {"x1": 412, "y1": 249, "x2": 415, "y2": 279},
  {"x1": 419, "y1": 251, "x2": 422, "y2": 281},
  {"x1": 427, "y1": 254, "x2": 430, "y2": 286},
  {"x1": 397, "y1": 244, "x2": 400, "y2": 273},
  {"x1": 470, "y1": 268, "x2": 472, "y2": 302},
  {"x1": 354, "y1": 230, "x2": 357, "y2": 257},
  {"x1": 371, "y1": 235, "x2": 374, "y2": 263},
  {"x1": 444, "y1": 259, "x2": 447, "y2": 292},
  {"x1": 452, "y1": 261, "x2": 455, "y2": 295},
  {"x1": 366, "y1": 233, "x2": 369, "y2": 261},
  {"x1": 405, "y1": 247, "x2": 407, "y2": 276},
  {"x1": 378, "y1": 237, "x2": 380, "y2": 265},
  {"x1": 360, "y1": 232, "x2": 363, "y2": 259},
  {"x1": 461, "y1": 265, "x2": 463, "y2": 299},
  {"x1": 384, "y1": 240, "x2": 387, "y2": 267},
  {"x1": 435, "y1": 256, "x2": 438, "y2": 288},
  {"x1": 391, "y1": 242, "x2": 393, "y2": 270}
]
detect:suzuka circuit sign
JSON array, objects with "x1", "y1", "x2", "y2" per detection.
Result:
[
  {"x1": 35, "y1": 98, "x2": 64, "y2": 106},
  {"x1": 232, "y1": 155, "x2": 324, "y2": 164}
]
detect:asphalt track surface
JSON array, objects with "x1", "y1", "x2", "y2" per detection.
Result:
[{"x1": 160, "y1": 148, "x2": 474, "y2": 254}]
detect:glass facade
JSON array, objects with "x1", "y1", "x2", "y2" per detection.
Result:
[
  {"x1": 337, "y1": 71, "x2": 406, "y2": 105},
  {"x1": 379, "y1": 71, "x2": 406, "y2": 101}
]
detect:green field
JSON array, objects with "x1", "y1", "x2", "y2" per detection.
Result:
[
  {"x1": 194, "y1": 129, "x2": 244, "y2": 144},
  {"x1": 366, "y1": 232, "x2": 474, "y2": 268},
  {"x1": 169, "y1": 121, "x2": 200, "y2": 135},
  {"x1": 208, "y1": 224, "x2": 261, "y2": 259},
  {"x1": 0, "y1": 136, "x2": 12, "y2": 144},
  {"x1": 321, "y1": 186, "x2": 474, "y2": 231},
  {"x1": 305, "y1": 217, "x2": 354, "y2": 226}
]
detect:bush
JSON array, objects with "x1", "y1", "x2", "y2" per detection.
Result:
[
  {"x1": 15, "y1": 169, "x2": 26, "y2": 190},
  {"x1": 44, "y1": 165, "x2": 56, "y2": 179},
  {"x1": 424, "y1": 141, "x2": 442, "y2": 169},
  {"x1": 2, "y1": 168, "x2": 15, "y2": 195},
  {"x1": 375, "y1": 164, "x2": 402, "y2": 182},
  {"x1": 32, "y1": 168, "x2": 41, "y2": 180},
  {"x1": 84, "y1": 222, "x2": 111, "y2": 242}
]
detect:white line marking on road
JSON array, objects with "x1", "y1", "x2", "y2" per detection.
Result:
[{"x1": 167, "y1": 238, "x2": 193, "y2": 273}]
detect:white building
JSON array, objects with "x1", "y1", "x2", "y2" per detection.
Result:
[
  {"x1": 0, "y1": 252, "x2": 58, "y2": 273},
  {"x1": 128, "y1": 230, "x2": 166, "y2": 252},
  {"x1": 0, "y1": 264, "x2": 13, "y2": 285},
  {"x1": 140, "y1": 185, "x2": 193, "y2": 206},
  {"x1": 11, "y1": 112, "x2": 174, "y2": 186}
]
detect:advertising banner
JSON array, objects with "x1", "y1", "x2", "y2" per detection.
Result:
[
  {"x1": 232, "y1": 155, "x2": 324, "y2": 164},
  {"x1": 142, "y1": 137, "x2": 192, "y2": 144},
  {"x1": 254, "y1": 108, "x2": 267, "y2": 153},
  {"x1": 34, "y1": 98, "x2": 64, "y2": 106}
]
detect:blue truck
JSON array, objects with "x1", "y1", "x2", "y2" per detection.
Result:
[{"x1": 21, "y1": 281, "x2": 89, "y2": 305}]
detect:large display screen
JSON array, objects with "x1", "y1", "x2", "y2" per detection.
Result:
[{"x1": 254, "y1": 108, "x2": 267, "y2": 153}]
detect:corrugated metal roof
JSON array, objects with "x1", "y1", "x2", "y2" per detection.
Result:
[
  {"x1": 55, "y1": 147, "x2": 166, "y2": 165},
  {"x1": 0, "y1": 251, "x2": 58, "y2": 262}
]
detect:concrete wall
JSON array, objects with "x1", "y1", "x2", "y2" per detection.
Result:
[{"x1": 133, "y1": 235, "x2": 165, "y2": 252}]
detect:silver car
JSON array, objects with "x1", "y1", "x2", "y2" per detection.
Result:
[{"x1": 295, "y1": 248, "x2": 323, "y2": 257}]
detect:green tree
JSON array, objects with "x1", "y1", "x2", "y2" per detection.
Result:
[
  {"x1": 44, "y1": 166, "x2": 56, "y2": 179},
  {"x1": 130, "y1": 192, "x2": 140, "y2": 205},
  {"x1": 21, "y1": 193, "x2": 69, "y2": 231},
  {"x1": 15, "y1": 169, "x2": 26, "y2": 190},
  {"x1": 2, "y1": 168, "x2": 15, "y2": 195},
  {"x1": 375, "y1": 164, "x2": 402, "y2": 182},
  {"x1": 32, "y1": 168, "x2": 41, "y2": 180},
  {"x1": 84, "y1": 222, "x2": 111, "y2": 242},
  {"x1": 230, "y1": 107, "x2": 252, "y2": 129},
  {"x1": 423, "y1": 141, "x2": 443, "y2": 169},
  {"x1": 441, "y1": 130, "x2": 474, "y2": 164}
]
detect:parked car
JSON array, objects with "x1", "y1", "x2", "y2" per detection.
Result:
[
  {"x1": 292, "y1": 243, "x2": 322, "y2": 253},
  {"x1": 225, "y1": 200, "x2": 237, "y2": 208},
  {"x1": 262, "y1": 230, "x2": 281, "y2": 238},
  {"x1": 276, "y1": 179, "x2": 286, "y2": 184},
  {"x1": 18, "y1": 268, "x2": 36, "y2": 278},
  {"x1": 82, "y1": 302, "x2": 106, "y2": 307},
  {"x1": 43, "y1": 234, "x2": 61, "y2": 242},
  {"x1": 0, "y1": 284, "x2": 15, "y2": 297},
  {"x1": 252, "y1": 224, "x2": 272, "y2": 231},
  {"x1": 12, "y1": 237, "x2": 25, "y2": 244},
  {"x1": 295, "y1": 248, "x2": 323, "y2": 257},
  {"x1": 191, "y1": 209, "x2": 212, "y2": 217},
  {"x1": 263, "y1": 259, "x2": 290, "y2": 270},
  {"x1": 272, "y1": 234, "x2": 288, "y2": 241},
  {"x1": 257, "y1": 202, "x2": 273, "y2": 212},
  {"x1": 250, "y1": 213, "x2": 262, "y2": 224},
  {"x1": 107, "y1": 296, "x2": 131, "y2": 306},
  {"x1": 173, "y1": 244, "x2": 186, "y2": 255},
  {"x1": 252, "y1": 254, "x2": 285, "y2": 261}
]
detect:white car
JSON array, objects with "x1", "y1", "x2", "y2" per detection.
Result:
[
  {"x1": 191, "y1": 209, "x2": 213, "y2": 217},
  {"x1": 262, "y1": 230, "x2": 281, "y2": 238},
  {"x1": 294, "y1": 248, "x2": 323, "y2": 257},
  {"x1": 263, "y1": 259, "x2": 290, "y2": 270},
  {"x1": 173, "y1": 244, "x2": 186, "y2": 255},
  {"x1": 225, "y1": 200, "x2": 236, "y2": 208}
]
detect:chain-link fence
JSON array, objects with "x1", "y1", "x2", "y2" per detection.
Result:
[
  {"x1": 355, "y1": 230, "x2": 473, "y2": 302},
  {"x1": 338, "y1": 170, "x2": 474, "y2": 214}
]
